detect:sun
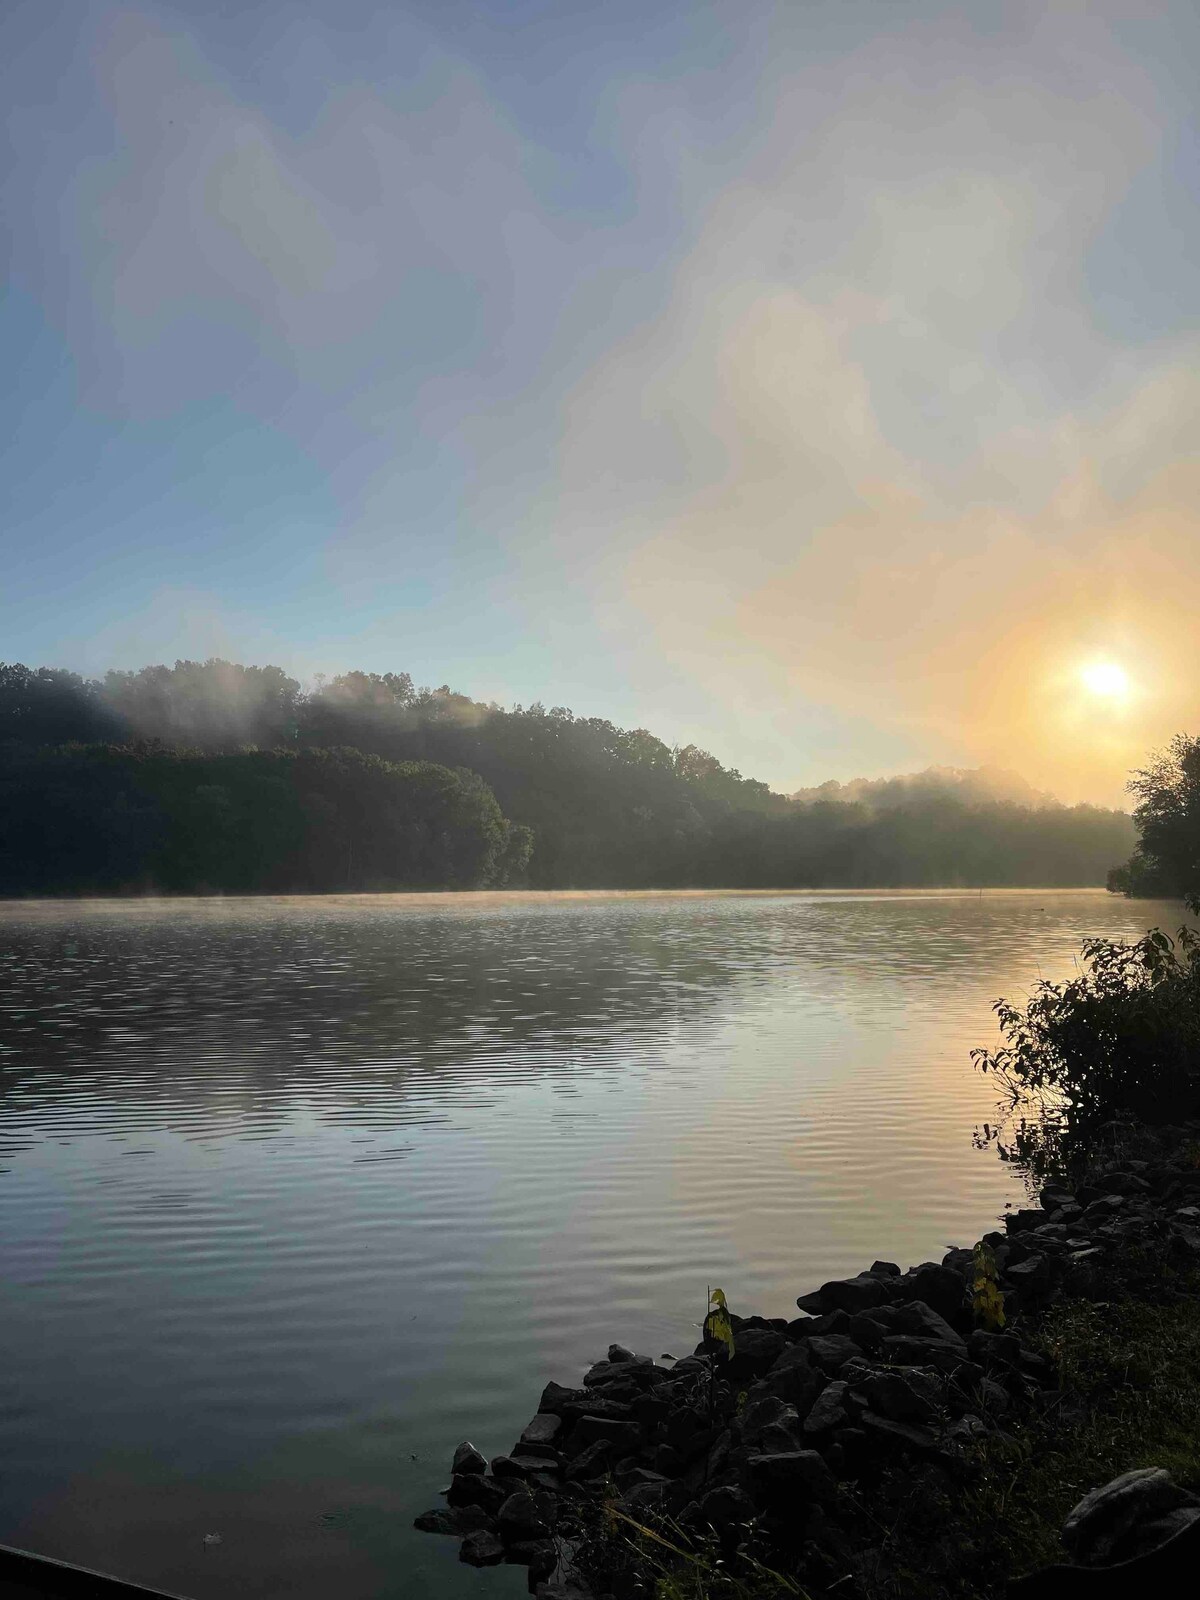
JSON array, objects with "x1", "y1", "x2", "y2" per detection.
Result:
[{"x1": 1079, "y1": 659, "x2": 1132, "y2": 702}]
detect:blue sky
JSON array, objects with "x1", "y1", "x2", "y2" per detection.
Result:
[{"x1": 4, "y1": 0, "x2": 1199, "y2": 801}]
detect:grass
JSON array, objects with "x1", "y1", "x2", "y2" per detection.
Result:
[{"x1": 849, "y1": 1258, "x2": 1200, "y2": 1600}]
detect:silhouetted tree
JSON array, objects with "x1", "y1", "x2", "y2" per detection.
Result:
[{"x1": 1109, "y1": 735, "x2": 1200, "y2": 911}]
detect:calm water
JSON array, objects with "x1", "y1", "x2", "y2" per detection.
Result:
[{"x1": 0, "y1": 890, "x2": 1182, "y2": 1597}]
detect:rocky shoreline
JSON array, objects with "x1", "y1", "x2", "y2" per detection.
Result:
[{"x1": 415, "y1": 1124, "x2": 1200, "y2": 1597}]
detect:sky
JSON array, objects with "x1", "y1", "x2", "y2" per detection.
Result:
[{"x1": 3, "y1": 0, "x2": 1198, "y2": 805}]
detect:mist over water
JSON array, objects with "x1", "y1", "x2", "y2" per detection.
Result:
[{"x1": 0, "y1": 889, "x2": 1181, "y2": 1598}]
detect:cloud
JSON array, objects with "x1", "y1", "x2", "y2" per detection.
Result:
[{"x1": 549, "y1": 3, "x2": 1200, "y2": 802}]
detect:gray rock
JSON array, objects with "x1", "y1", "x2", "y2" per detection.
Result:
[
  {"x1": 564, "y1": 1439, "x2": 615, "y2": 1483},
  {"x1": 584, "y1": 1357, "x2": 651, "y2": 1389},
  {"x1": 567, "y1": 1415, "x2": 641, "y2": 1455},
  {"x1": 452, "y1": 1440, "x2": 487, "y2": 1476},
  {"x1": 738, "y1": 1393, "x2": 801, "y2": 1447},
  {"x1": 520, "y1": 1413, "x2": 563, "y2": 1449},
  {"x1": 847, "y1": 1313, "x2": 887, "y2": 1354},
  {"x1": 976, "y1": 1376, "x2": 1011, "y2": 1416},
  {"x1": 797, "y1": 1274, "x2": 891, "y2": 1315},
  {"x1": 513, "y1": 1541, "x2": 558, "y2": 1582},
  {"x1": 969, "y1": 1330, "x2": 1023, "y2": 1368},
  {"x1": 807, "y1": 1334, "x2": 863, "y2": 1373},
  {"x1": 725, "y1": 1326, "x2": 786, "y2": 1379},
  {"x1": 497, "y1": 1487, "x2": 554, "y2": 1545},
  {"x1": 460, "y1": 1529, "x2": 505, "y2": 1566},
  {"x1": 414, "y1": 1504, "x2": 495, "y2": 1536},
  {"x1": 1062, "y1": 1467, "x2": 1200, "y2": 1567},
  {"x1": 864, "y1": 1368, "x2": 941, "y2": 1423},
  {"x1": 889, "y1": 1300, "x2": 968, "y2": 1351},
  {"x1": 446, "y1": 1473, "x2": 508, "y2": 1513},
  {"x1": 943, "y1": 1413, "x2": 987, "y2": 1445},
  {"x1": 1005, "y1": 1208, "x2": 1049, "y2": 1234},
  {"x1": 860, "y1": 1410, "x2": 939, "y2": 1453},
  {"x1": 492, "y1": 1452, "x2": 562, "y2": 1482},
  {"x1": 760, "y1": 1343, "x2": 823, "y2": 1410},
  {"x1": 698, "y1": 1484, "x2": 756, "y2": 1529},
  {"x1": 905, "y1": 1262, "x2": 967, "y2": 1321},
  {"x1": 539, "y1": 1381, "x2": 585, "y2": 1414},
  {"x1": 1092, "y1": 1171, "x2": 1150, "y2": 1196},
  {"x1": 803, "y1": 1380, "x2": 849, "y2": 1434},
  {"x1": 746, "y1": 1448, "x2": 836, "y2": 1503},
  {"x1": 879, "y1": 1334, "x2": 968, "y2": 1373},
  {"x1": 608, "y1": 1343, "x2": 638, "y2": 1363}
]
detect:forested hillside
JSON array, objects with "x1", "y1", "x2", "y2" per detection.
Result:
[{"x1": 0, "y1": 659, "x2": 1135, "y2": 893}]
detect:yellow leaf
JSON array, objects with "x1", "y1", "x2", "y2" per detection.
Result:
[
  {"x1": 703, "y1": 1306, "x2": 736, "y2": 1359},
  {"x1": 972, "y1": 1241, "x2": 1006, "y2": 1331}
]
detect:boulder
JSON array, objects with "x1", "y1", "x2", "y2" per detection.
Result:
[
  {"x1": 869, "y1": 1260, "x2": 901, "y2": 1277},
  {"x1": 491, "y1": 1453, "x2": 561, "y2": 1484},
  {"x1": 554, "y1": 1393, "x2": 634, "y2": 1425},
  {"x1": 904, "y1": 1262, "x2": 967, "y2": 1322},
  {"x1": 803, "y1": 1380, "x2": 848, "y2": 1435},
  {"x1": 888, "y1": 1300, "x2": 968, "y2": 1351},
  {"x1": 1005, "y1": 1208, "x2": 1049, "y2": 1234},
  {"x1": 452, "y1": 1440, "x2": 487, "y2": 1476},
  {"x1": 446, "y1": 1473, "x2": 509, "y2": 1513},
  {"x1": 879, "y1": 1334, "x2": 968, "y2": 1373},
  {"x1": 797, "y1": 1274, "x2": 891, "y2": 1315},
  {"x1": 1082, "y1": 1195, "x2": 1127, "y2": 1227},
  {"x1": 698, "y1": 1484, "x2": 756, "y2": 1530},
  {"x1": 608, "y1": 1343, "x2": 638, "y2": 1363},
  {"x1": 860, "y1": 1410, "x2": 939, "y2": 1453},
  {"x1": 1091, "y1": 1171, "x2": 1150, "y2": 1197},
  {"x1": 725, "y1": 1326, "x2": 786, "y2": 1380},
  {"x1": 737, "y1": 1393, "x2": 802, "y2": 1448},
  {"x1": 584, "y1": 1357, "x2": 653, "y2": 1389},
  {"x1": 632, "y1": 1393, "x2": 672, "y2": 1432},
  {"x1": 787, "y1": 1309, "x2": 854, "y2": 1339},
  {"x1": 745, "y1": 1449, "x2": 836, "y2": 1503},
  {"x1": 539, "y1": 1382, "x2": 585, "y2": 1415},
  {"x1": 460, "y1": 1529, "x2": 505, "y2": 1566},
  {"x1": 968, "y1": 1330, "x2": 1023, "y2": 1369},
  {"x1": 497, "y1": 1488, "x2": 554, "y2": 1545},
  {"x1": 864, "y1": 1368, "x2": 941, "y2": 1423},
  {"x1": 413, "y1": 1504, "x2": 495, "y2": 1536},
  {"x1": 564, "y1": 1440, "x2": 616, "y2": 1483},
  {"x1": 806, "y1": 1334, "x2": 864, "y2": 1374},
  {"x1": 1062, "y1": 1468, "x2": 1200, "y2": 1567},
  {"x1": 847, "y1": 1313, "x2": 887, "y2": 1354},
  {"x1": 567, "y1": 1415, "x2": 641, "y2": 1455},
  {"x1": 520, "y1": 1414, "x2": 563, "y2": 1449}
]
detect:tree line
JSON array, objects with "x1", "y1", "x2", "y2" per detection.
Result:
[
  {"x1": 1107, "y1": 734, "x2": 1200, "y2": 911},
  {"x1": 0, "y1": 658, "x2": 1137, "y2": 895}
]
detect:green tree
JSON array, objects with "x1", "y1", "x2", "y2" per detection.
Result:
[{"x1": 1109, "y1": 735, "x2": 1200, "y2": 911}]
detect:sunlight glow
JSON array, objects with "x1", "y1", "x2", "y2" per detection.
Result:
[{"x1": 1079, "y1": 660, "x2": 1132, "y2": 701}]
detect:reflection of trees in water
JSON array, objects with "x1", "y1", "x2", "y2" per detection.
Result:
[
  {"x1": 2, "y1": 892, "x2": 1181, "y2": 1161},
  {"x1": 0, "y1": 899, "x2": 768, "y2": 1149}
]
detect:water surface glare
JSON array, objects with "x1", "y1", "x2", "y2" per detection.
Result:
[{"x1": 0, "y1": 890, "x2": 1180, "y2": 1596}]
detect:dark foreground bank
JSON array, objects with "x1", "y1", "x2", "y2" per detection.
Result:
[{"x1": 416, "y1": 1121, "x2": 1200, "y2": 1599}]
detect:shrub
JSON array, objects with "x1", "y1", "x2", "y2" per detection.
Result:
[{"x1": 972, "y1": 927, "x2": 1200, "y2": 1125}]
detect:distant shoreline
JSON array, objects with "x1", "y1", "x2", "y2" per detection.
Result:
[{"x1": 0, "y1": 884, "x2": 1133, "y2": 913}]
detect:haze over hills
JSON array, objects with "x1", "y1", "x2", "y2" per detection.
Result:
[
  {"x1": 791, "y1": 766, "x2": 1061, "y2": 812},
  {"x1": 0, "y1": 658, "x2": 1134, "y2": 895}
]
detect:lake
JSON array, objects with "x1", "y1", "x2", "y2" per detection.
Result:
[{"x1": 0, "y1": 889, "x2": 1183, "y2": 1597}]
